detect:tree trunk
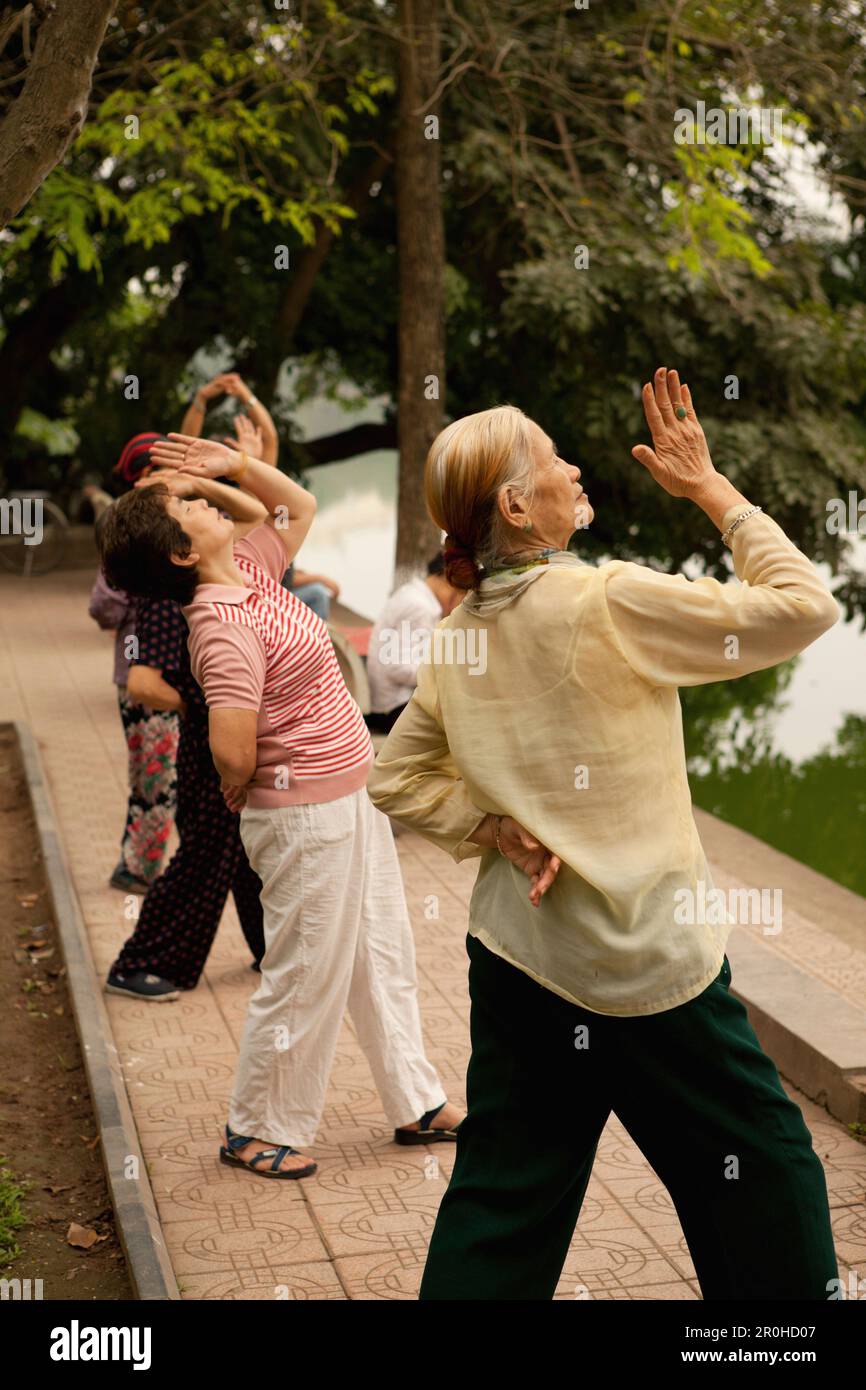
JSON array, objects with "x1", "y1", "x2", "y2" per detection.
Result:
[
  {"x1": 394, "y1": 0, "x2": 444, "y2": 583},
  {"x1": 0, "y1": 0, "x2": 117, "y2": 229},
  {"x1": 298, "y1": 420, "x2": 397, "y2": 469}
]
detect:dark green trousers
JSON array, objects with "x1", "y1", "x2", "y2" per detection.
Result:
[{"x1": 419, "y1": 933, "x2": 839, "y2": 1301}]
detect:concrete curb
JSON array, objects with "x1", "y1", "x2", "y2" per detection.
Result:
[
  {"x1": 696, "y1": 808, "x2": 866, "y2": 1128},
  {"x1": 727, "y1": 927, "x2": 866, "y2": 1127},
  {"x1": 14, "y1": 720, "x2": 180, "y2": 1301}
]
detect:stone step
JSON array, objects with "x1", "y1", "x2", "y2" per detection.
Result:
[{"x1": 727, "y1": 925, "x2": 866, "y2": 1127}]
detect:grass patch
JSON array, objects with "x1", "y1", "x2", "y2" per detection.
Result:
[{"x1": 0, "y1": 1156, "x2": 27, "y2": 1264}]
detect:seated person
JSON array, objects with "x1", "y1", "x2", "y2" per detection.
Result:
[
  {"x1": 281, "y1": 562, "x2": 340, "y2": 621},
  {"x1": 365, "y1": 553, "x2": 465, "y2": 733}
]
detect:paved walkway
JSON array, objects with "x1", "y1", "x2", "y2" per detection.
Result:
[{"x1": 2, "y1": 570, "x2": 864, "y2": 1300}]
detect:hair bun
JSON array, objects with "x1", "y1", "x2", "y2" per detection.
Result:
[{"x1": 443, "y1": 535, "x2": 482, "y2": 590}]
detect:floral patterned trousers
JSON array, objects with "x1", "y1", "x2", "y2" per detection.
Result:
[{"x1": 117, "y1": 687, "x2": 179, "y2": 884}]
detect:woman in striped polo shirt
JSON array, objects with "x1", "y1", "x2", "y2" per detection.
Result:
[{"x1": 100, "y1": 434, "x2": 470, "y2": 1178}]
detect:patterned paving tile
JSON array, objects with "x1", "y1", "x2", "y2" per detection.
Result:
[
  {"x1": 1, "y1": 570, "x2": 864, "y2": 1302},
  {"x1": 161, "y1": 1211, "x2": 329, "y2": 1276},
  {"x1": 333, "y1": 1252, "x2": 426, "y2": 1300},
  {"x1": 180, "y1": 1261, "x2": 347, "y2": 1300}
]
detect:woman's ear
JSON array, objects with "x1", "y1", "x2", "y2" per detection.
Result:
[
  {"x1": 496, "y1": 484, "x2": 528, "y2": 531},
  {"x1": 170, "y1": 549, "x2": 200, "y2": 570}
]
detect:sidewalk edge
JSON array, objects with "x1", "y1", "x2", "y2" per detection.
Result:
[
  {"x1": 727, "y1": 926, "x2": 866, "y2": 1128},
  {"x1": 13, "y1": 720, "x2": 180, "y2": 1302}
]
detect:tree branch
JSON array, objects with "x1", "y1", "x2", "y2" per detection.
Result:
[
  {"x1": 0, "y1": 0, "x2": 116, "y2": 228},
  {"x1": 295, "y1": 419, "x2": 397, "y2": 468}
]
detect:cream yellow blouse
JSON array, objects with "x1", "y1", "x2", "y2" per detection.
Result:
[{"x1": 367, "y1": 506, "x2": 840, "y2": 1016}]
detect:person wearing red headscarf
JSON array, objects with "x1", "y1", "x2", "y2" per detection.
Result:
[{"x1": 113, "y1": 431, "x2": 167, "y2": 485}]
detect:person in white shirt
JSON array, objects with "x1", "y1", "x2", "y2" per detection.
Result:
[{"x1": 366, "y1": 554, "x2": 465, "y2": 733}]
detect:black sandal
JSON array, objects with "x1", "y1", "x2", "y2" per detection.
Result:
[
  {"x1": 219, "y1": 1125, "x2": 318, "y2": 1179},
  {"x1": 394, "y1": 1102, "x2": 462, "y2": 1146}
]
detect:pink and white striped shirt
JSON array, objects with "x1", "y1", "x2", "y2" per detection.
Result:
[{"x1": 184, "y1": 524, "x2": 373, "y2": 807}]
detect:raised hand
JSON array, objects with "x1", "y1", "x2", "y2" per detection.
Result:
[
  {"x1": 197, "y1": 375, "x2": 228, "y2": 403},
  {"x1": 631, "y1": 367, "x2": 716, "y2": 499},
  {"x1": 133, "y1": 469, "x2": 197, "y2": 498},
  {"x1": 219, "y1": 372, "x2": 251, "y2": 402},
  {"x1": 232, "y1": 413, "x2": 264, "y2": 456},
  {"x1": 149, "y1": 433, "x2": 237, "y2": 480}
]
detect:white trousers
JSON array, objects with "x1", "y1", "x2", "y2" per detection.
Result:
[{"x1": 230, "y1": 788, "x2": 445, "y2": 1148}]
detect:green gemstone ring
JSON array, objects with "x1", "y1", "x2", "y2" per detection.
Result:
[{"x1": 675, "y1": 406, "x2": 687, "y2": 419}]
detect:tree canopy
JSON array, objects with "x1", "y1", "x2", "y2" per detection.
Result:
[{"x1": 2, "y1": 0, "x2": 865, "y2": 610}]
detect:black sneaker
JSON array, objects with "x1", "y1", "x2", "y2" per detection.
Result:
[
  {"x1": 109, "y1": 864, "x2": 150, "y2": 895},
  {"x1": 105, "y1": 970, "x2": 180, "y2": 1001}
]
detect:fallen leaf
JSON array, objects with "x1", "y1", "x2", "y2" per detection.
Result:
[
  {"x1": 67, "y1": 1222, "x2": 99, "y2": 1249},
  {"x1": 44, "y1": 1185, "x2": 72, "y2": 1195},
  {"x1": 53, "y1": 1005, "x2": 64, "y2": 1016},
  {"x1": 17, "y1": 893, "x2": 40, "y2": 907}
]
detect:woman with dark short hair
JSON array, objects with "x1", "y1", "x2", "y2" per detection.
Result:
[{"x1": 100, "y1": 435, "x2": 470, "y2": 1177}]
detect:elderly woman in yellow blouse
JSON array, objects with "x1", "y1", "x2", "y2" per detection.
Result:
[{"x1": 368, "y1": 366, "x2": 841, "y2": 1302}]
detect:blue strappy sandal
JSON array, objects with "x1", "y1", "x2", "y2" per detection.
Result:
[
  {"x1": 219, "y1": 1125, "x2": 318, "y2": 1179},
  {"x1": 394, "y1": 1102, "x2": 462, "y2": 1146}
]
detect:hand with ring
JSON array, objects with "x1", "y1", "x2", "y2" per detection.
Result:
[{"x1": 631, "y1": 366, "x2": 717, "y2": 500}]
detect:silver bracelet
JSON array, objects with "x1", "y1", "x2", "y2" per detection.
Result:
[
  {"x1": 721, "y1": 505, "x2": 762, "y2": 547},
  {"x1": 246, "y1": 394, "x2": 259, "y2": 407}
]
